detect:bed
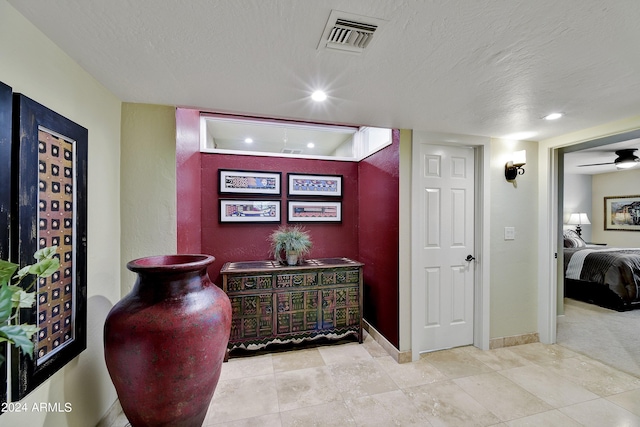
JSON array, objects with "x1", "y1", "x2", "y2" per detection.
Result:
[{"x1": 563, "y1": 230, "x2": 640, "y2": 311}]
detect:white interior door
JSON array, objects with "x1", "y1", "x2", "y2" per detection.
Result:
[{"x1": 413, "y1": 143, "x2": 475, "y2": 352}]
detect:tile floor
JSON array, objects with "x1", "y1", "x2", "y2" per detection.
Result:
[{"x1": 109, "y1": 333, "x2": 640, "y2": 427}]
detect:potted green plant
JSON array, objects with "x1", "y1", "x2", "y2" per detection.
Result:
[
  {"x1": 0, "y1": 246, "x2": 59, "y2": 363},
  {"x1": 269, "y1": 225, "x2": 312, "y2": 265}
]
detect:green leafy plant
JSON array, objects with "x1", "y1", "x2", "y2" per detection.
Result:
[
  {"x1": 0, "y1": 246, "x2": 59, "y2": 363},
  {"x1": 269, "y1": 225, "x2": 312, "y2": 264}
]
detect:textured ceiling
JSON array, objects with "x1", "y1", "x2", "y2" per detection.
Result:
[{"x1": 8, "y1": 0, "x2": 640, "y2": 145}]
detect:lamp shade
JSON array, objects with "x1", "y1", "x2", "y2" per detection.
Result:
[
  {"x1": 566, "y1": 212, "x2": 590, "y2": 225},
  {"x1": 512, "y1": 150, "x2": 526, "y2": 166}
]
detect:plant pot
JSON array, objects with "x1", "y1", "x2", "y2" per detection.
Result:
[
  {"x1": 286, "y1": 252, "x2": 299, "y2": 266},
  {"x1": 104, "y1": 254, "x2": 231, "y2": 427}
]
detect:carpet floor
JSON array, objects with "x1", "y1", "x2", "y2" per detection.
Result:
[{"x1": 557, "y1": 298, "x2": 640, "y2": 378}]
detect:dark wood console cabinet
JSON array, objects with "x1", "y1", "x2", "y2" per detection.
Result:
[{"x1": 220, "y1": 257, "x2": 363, "y2": 353}]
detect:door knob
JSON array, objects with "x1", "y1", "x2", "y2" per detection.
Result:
[{"x1": 465, "y1": 255, "x2": 475, "y2": 262}]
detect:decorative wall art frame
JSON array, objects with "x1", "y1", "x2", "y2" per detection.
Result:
[
  {"x1": 219, "y1": 200, "x2": 281, "y2": 223},
  {"x1": 12, "y1": 94, "x2": 88, "y2": 400},
  {"x1": 604, "y1": 195, "x2": 640, "y2": 231},
  {"x1": 287, "y1": 201, "x2": 342, "y2": 223},
  {"x1": 219, "y1": 169, "x2": 281, "y2": 196},
  {"x1": 287, "y1": 173, "x2": 342, "y2": 197},
  {"x1": 0, "y1": 81, "x2": 12, "y2": 407}
]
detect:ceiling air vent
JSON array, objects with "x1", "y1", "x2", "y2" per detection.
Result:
[
  {"x1": 281, "y1": 148, "x2": 303, "y2": 154},
  {"x1": 318, "y1": 10, "x2": 386, "y2": 54}
]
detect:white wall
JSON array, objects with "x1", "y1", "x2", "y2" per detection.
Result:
[
  {"x1": 0, "y1": 1, "x2": 122, "y2": 426},
  {"x1": 592, "y1": 168, "x2": 640, "y2": 247},
  {"x1": 489, "y1": 138, "x2": 539, "y2": 339},
  {"x1": 563, "y1": 174, "x2": 593, "y2": 242}
]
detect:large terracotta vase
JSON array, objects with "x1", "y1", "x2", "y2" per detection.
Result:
[{"x1": 104, "y1": 254, "x2": 231, "y2": 427}]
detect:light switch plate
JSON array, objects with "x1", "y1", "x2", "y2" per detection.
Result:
[{"x1": 504, "y1": 227, "x2": 515, "y2": 240}]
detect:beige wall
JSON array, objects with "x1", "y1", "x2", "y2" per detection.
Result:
[
  {"x1": 592, "y1": 168, "x2": 640, "y2": 247},
  {"x1": 120, "y1": 103, "x2": 177, "y2": 295},
  {"x1": 0, "y1": 1, "x2": 122, "y2": 426},
  {"x1": 489, "y1": 138, "x2": 539, "y2": 338},
  {"x1": 398, "y1": 130, "x2": 412, "y2": 351}
]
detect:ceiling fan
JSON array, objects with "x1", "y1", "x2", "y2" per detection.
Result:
[{"x1": 577, "y1": 148, "x2": 640, "y2": 170}]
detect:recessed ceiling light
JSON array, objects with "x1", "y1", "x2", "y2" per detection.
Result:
[
  {"x1": 244, "y1": 138, "x2": 253, "y2": 143},
  {"x1": 311, "y1": 90, "x2": 327, "y2": 102},
  {"x1": 307, "y1": 142, "x2": 315, "y2": 148},
  {"x1": 543, "y1": 112, "x2": 563, "y2": 120}
]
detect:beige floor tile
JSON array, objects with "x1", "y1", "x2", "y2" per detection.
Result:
[
  {"x1": 454, "y1": 372, "x2": 552, "y2": 421},
  {"x1": 420, "y1": 347, "x2": 494, "y2": 379},
  {"x1": 220, "y1": 353, "x2": 274, "y2": 381},
  {"x1": 275, "y1": 366, "x2": 342, "y2": 411},
  {"x1": 504, "y1": 409, "x2": 583, "y2": 427},
  {"x1": 205, "y1": 412, "x2": 282, "y2": 427},
  {"x1": 559, "y1": 398, "x2": 640, "y2": 427},
  {"x1": 404, "y1": 380, "x2": 501, "y2": 427},
  {"x1": 606, "y1": 388, "x2": 640, "y2": 417},
  {"x1": 361, "y1": 333, "x2": 389, "y2": 358},
  {"x1": 206, "y1": 374, "x2": 279, "y2": 424},
  {"x1": 499, "y1": 364, "x2": 599, "y2": 407},
  {"x1": 107, "y1": 411, "x2": 130, "y2": 427},
  {"x1": 272, "y1": 347, "x2": 325, "y2": 373},
  {"x1": 462, "y1": 346, "x2": 535, "y2": 371},
  {"x1": 317, "y1": 342, "x2": 372, "y2": 365},
  {"x1": 541, "y1": 356, "x2": 640, "y2": 396},
  {"x1": 375, "y1": 355, "x2": 447, "y2": 388},
  {"x1": 280, "y1": 401, "x2": 356, "y2": 427},
  {"x1": 328, "y1": 359, "x2": 398, "y2": 400},
  {"x1": 505, "y1": 343, "x2": 578, "y2": 364},
  {"x1": 345, "y1": 389, "x2": 433, "y2": 426}
]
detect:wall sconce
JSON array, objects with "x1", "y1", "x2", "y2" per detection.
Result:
[
  {"x1": 566, "y1": 212, "x2": 590, "y2": 237},
  {"x1": 505, "y1": 150, "x2": 526, "y2": 181}
]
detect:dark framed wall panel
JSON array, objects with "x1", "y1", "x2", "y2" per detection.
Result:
[
  {"x1": 11, "y1": 94, "x2": 88, "y2": 400},
  {"x1": 0, "y1": 81, "x2": 12, "y2": 407}
]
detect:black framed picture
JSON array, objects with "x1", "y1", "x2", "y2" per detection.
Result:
[
  {"x1": 219, "y1": 199, "x2": 281, "y2": 223},
  {"x1": 287, "y1": 173, "x2": 342, "y2": 197},
  {"x1": 12, "y1": 94, "x2": 88, "y2": 400},
  {"x1": 0, "y1": 81, "x2": 12, "y2": 407},
  {"x1": 218, "y1": 169, "x2": 281, "y2": 196},
  {"x1": 287, "y1": 201, "x2": 342, "y2": 223},
  {"x1": 604, "y1": 195, "x2": 640, "y2": 231}
]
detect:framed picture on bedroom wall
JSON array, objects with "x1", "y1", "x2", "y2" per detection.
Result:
[
  {"x1": 604, "y1": 195, "x2": 640, "y2": 231},
  {"x1": 12, "y1": 94, "x2": 88, "y2": 400},
  {"x1": 287, "y1": 173, "x2": 342, "y2": 197}
]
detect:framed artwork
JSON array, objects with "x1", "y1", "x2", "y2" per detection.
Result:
[
  {"x1": 219, "y1": 169, "x2": 281, "y2": 195},
  {"x1": 287, "y1": 173, "x2": 342, "y2": 197},
  {"x1": 604, "y1": 195, "x2": 640, "y2": 231},
  {"x1": 219, "y1": 200, "x2": 281, "y2": 223},
  {"x1": 0, "y1": 81, "x2": 12, "y2": 406},
  {"x1": 12, "y1": 94, "x2": 88, "y2": 400},
  {"x1": 288, "y1": 201, "x2": 342, "y2": 223}
]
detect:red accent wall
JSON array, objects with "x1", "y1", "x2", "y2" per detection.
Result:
[
  {"x1": 358, "y1": 130, "x2": 400, "y2": 346},
  {"x1": 175, "y1": 110, "x2": 400, "y2": 347},
  {"x1": 201, "y1": 154, "x2": 359, "y2": 285}
]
